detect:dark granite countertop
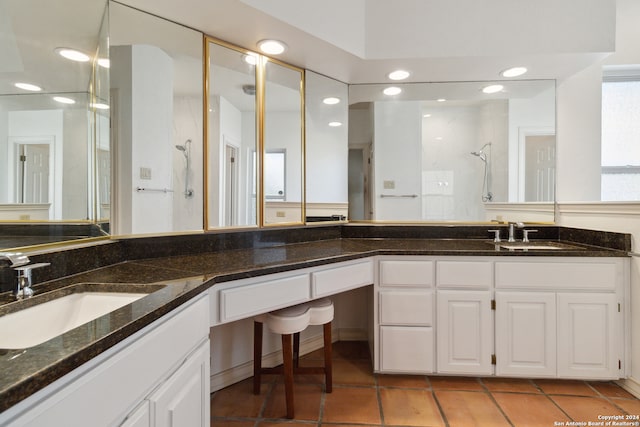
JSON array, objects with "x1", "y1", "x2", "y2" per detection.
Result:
[{"x1": 0, "y1": 236, "x2": 629, "y2": 413}]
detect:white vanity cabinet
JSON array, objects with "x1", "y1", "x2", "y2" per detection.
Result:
[
  {"x1": 1, "y1": 294, "x2": 210, "y2": 427},
  {"x1": 374, "y1": 255, "x2": 629, "y2": 381},
  {"x1": 376, "y1": 257, "x2": 435, "y2": 373},
  {"x1": 494, "y1": 258, "x2": 627, "y2": 380},
  {"x1": 435, "y1": 260, "x2": 493, "y2": 375}
]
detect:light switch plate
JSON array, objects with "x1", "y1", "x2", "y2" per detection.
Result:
[{"x1": 140, "y1": 167, "x2": 152, "y2": 180}]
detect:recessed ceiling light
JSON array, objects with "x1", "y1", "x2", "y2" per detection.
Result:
[
  {"x1": 257, "y1": 39, "x2": 286, "y2": 55},
  {"x1": 323, "y1": 97, "x2": 340, "y2": 105},
  {"x1": 501, "y1": 67, "x2": 527, "y2": 77},
  {"x1": 482, "y1": 84, "x2": 504, "y2": 94},
  {"x1": 388, "y1": 70, "x2": 410, "y2": 81},
  {"x1": 383, "y1": 86, "x2": 402, "y2": 96},
  {"x1": 15, "y1": 82, "x2": 42, "y2": 92},
  {"x1": 435, "y1": 136, "x2": 443, "y2": 140},
  {"x1": 437, "y1": 98, "x2": 446, "y2": 102},
  {"x1": 328, "y1": 121, "x2": 342, "y2": 127},
  {"x1": 97, "y1": 58, "x2": 110, "y2": 68},
  {"x1": 53, "y1": 96, "x2": 75, "y2": 104},
  {"x1": 423, "y1": 114, "x2": 432, "y2": 118},
  {"x1": 91, "y1": 102, "x2": 110, "y2": 110},
  {"x1": 244, "y1": 54, "x2": 258, "y2": 65},
  {"x1": 56, "y1": 47, "x2": 90, "y2": 62}
]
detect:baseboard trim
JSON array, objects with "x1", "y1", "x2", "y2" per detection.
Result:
[
  {"x1": 617, "y1": 377, "x2": 640, "y2": 399},
  {"x1": 210, "y1": 328, "x2": 367, "y2": 392}
]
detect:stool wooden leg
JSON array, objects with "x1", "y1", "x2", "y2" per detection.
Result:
[
  {"x1": 282, "y1": 334, "x2": 295, "y2": 419},
  {"x1": 293, "y1": 332, "x2": 300, "y2": 368},
  {"x1": 253, "y1": 321, "x2": 263, "y2": 395},
  {"x1": 323, "y1": 321, "x2": 333, "y2": 393}
]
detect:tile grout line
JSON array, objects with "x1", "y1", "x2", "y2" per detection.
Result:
[{"x1": 476, "y1": 377, "x2": 516, "y2": 427}]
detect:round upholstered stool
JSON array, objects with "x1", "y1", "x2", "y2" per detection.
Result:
[{"x1": 253, "y1": 298, "x2": 334, "y2": 419}]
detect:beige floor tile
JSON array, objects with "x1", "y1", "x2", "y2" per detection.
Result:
[
  {"x1": 492, "y1": 392, "x2": 567, "y2": 426},
  {"x1": 612, "y1": 397, "x2": 640, "y2": 415},
  {"x1": 210, "y1": 420, "x2": 255, "y2": 427},
  {"x1": 534, "y1": 379, "x2": 598, "y2": 396},
  {"x1": 428, "y1": 376, "x2": 484, "y2": 391},
  {"x1": 258, "y1": 423, "x2": 317, "y2": 427},
  {"x1": 435, "y1": 390, "x2": 510, "y2": 427},
  {"x1": 551, "y1": 395, "x2": 625, "y2": 423},
  {"x1": 379, "y1": 388, "x2": 444, "y2": 427},
  {"x1": 377, "y1": 374, "x2": 429, "y2": 388},
  {"x1": 262, "y1": 382, "x2": 323, "y2": 421},
  {"x1": 210, "y1": 378, "x2": 268, "y2": 418},
  {"x1": 333, "y1": 359, "x2": 376, "y2": 386},
  {"x1": 589, "y1": 381, "x2": 637, "y2": 399},
  {"x1": 481, "y1": 377, "x2": 541, "y2": 394},
  {"x1": 322, "y1": 386, "x2": 381, "y2": 424}
]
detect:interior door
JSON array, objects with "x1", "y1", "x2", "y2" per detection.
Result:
[
  {"x1": 223, "y1": 143, "x2": 238, "y2": 226},
  {"x1": 525, "y1": 134, "x2": 556, "y2": 202},
  {"x1": 18, "y1": 143, "x2": 50, "y2": 203}
]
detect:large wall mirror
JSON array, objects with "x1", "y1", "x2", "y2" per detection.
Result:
[
  {"x1": 205, "y1": 39, "x2": 258, "y2": 228},
  {"x1": 263, "y1": 59, "x2": 304, "y2": 226},
  {"x1": 305, "y1": 71, "x2": 349, "y2": 222},
  {"x1": 110, "y1": 1, "x2": 203, "y2": 235},
  {"x1": 205, "y1": 39, "x2": 304, "y2": 228},
  {"x1": 0, "y1": 0, "x2": 110, "y2": 250},
  {"x1": 348, "y1": 80, "x2": 556, "y2": 222}
]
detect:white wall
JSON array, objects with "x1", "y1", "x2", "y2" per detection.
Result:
[
  {"x1": 373, "y1": 101, "x2": 422, "y2": 220},
  {"x1": 112, "y1": 44, "x2": 174, "y2": 234}
]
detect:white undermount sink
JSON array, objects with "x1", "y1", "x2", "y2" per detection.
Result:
[
  {"x1": 0, "y1": 292, "x2": 147, "y2": 349},
  {"x1": 500, "y1": 244, "x2": 564, "y2": 250}
]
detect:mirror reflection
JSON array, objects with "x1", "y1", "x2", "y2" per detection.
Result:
[
  {"x1": 348, "y1": 80, "x2": 556, "y2": 222},
  {"x1": 263, "y1": 60, "x2": 304, "y2": 225},
  {"x1": 305, "y1": 71, "x2": 349, "y2": 222},
  {"x1": 0, "y1": 0, "x2": 109, "y2": 250},
  {"x1": 206, "y1": 40, "x2": 258, "y2": 228},
  {"x1": 110, "y1": 1, "x2": 203, "y2": 235}
]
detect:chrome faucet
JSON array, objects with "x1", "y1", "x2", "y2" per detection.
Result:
[
  {"x1": 0, "y1": 252, "x2": 49, "y2": 300},
  {"x1": 507, "y1": 222, "x2": 524, "y2": 242},
  {"x1": 14, "y1": 263, "x2": 50, "y2": 299}
]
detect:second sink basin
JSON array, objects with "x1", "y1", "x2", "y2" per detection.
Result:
[
  {"x1": 0, "y1": 291, "x2": 147, "y2": 349},
  {"x1": 496, "y1": 241, "x2": 584, "y2": 251}
]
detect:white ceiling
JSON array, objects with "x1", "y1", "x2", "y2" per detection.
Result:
[{"x1": 117, "y1": 0, "x2": 616, "y2": 84}]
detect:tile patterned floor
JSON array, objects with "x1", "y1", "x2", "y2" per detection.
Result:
[{"x1": 211, "y1": 341, "x2": 640, "y2": 427}]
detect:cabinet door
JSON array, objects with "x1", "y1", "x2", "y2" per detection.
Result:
[
  {"x1": 495, "y1": 292, "x2": 556, "y2": 377},
  {"x1": 120, "y1": 401, "x2": 150, "y2": 427},
  {"x1": 380, "y1": 326, "x2": 434, "y2": 373},
  {"x1": 150, "y1": 343, "x2": 210, "y2": 427},
  {"x1": 557, "y1": 293, "x2": 619, "y2": 379},
  {"x1": 436, "y1": 290, "x2": 492, "y2": 375}
]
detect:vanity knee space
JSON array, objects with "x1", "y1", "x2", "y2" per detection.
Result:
[{"x1": 374, "y1": 255, "x2": 629, "y2": 380}]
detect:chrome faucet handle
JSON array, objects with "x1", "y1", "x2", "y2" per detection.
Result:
[
  {"x1": 488, "y1": 229, "x2": 501, "y2": 243},
  {"x1": 13, "y1": 263, "x2": 50, "y2": 300},
  {"x1": 522, "y1": 229, "x2": 538, "y2": 243},
  {"x1": 0, "y1": 252, "x2": 30, "y2": 268}
]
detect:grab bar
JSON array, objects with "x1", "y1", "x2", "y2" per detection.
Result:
[
  {"x1": 380, "y1": 194, "x2": 418, "y2": 198},
  {"x1": 136, "y1": 187, "x2": 174, "y2": 193}
]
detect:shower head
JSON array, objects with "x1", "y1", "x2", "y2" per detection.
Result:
[
  {"x1": 470, "y1": 142, "x2": 491, "y2": 162},
  {"x1": 175, "y1": 139, "x2": 192, "y2": 159}
]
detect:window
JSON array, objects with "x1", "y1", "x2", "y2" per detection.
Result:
[{"x1": 601, "y1": 72, "x2": 640, "y2": 201}]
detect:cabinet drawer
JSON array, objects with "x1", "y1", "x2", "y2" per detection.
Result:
[
  {"x1": 311, "y1": 260, "x2": 373, "y2": 298},
  {"x1": 437, "y1": 261, "x2": 492, "y2": 288},
  {"x1": 380, "y1": 326, "x2": 434, "y2": 373},
  {"x1": 495, "y1": 261, "x2": 618, "y2": 290},
  {"x1": 220, "y1": 274, "x2": 310, "y2": 322},
  {"x1": 379, "y1": 260, "x2": 434, "y2": 287},
  {"x1": 379, "y1": 290, "x2": 433, "y2": 325}
]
